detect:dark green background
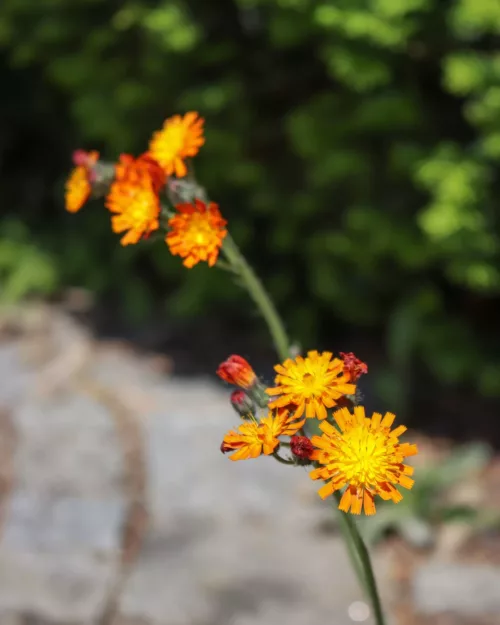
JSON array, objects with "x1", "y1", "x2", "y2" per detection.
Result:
[{"x1": 1, "y1": 0, "x2": 500, "y2": 431}]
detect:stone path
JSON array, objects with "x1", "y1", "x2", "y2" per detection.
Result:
[{"x1": 0, "y1": 304, "x2": 498, "y2": 625}]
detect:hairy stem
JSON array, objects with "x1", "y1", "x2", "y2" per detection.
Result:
[
  {"x1": 272, "y1": 451, "x2": 295, "y2": 465},
  {"x1": 222, "y1": 235, "x2": 290, "y2": 362},
  {"x1": 334, "y1": 493, "x2": 385, "y2": 625}
]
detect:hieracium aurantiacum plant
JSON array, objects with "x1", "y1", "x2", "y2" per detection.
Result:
[{"x1": 65, "y1": 111, "x2": 418, "y2": 625}]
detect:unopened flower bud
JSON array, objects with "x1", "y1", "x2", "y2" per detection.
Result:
[
  {"x1": 290, "y1": 435, "x2": 314, "y2": 462},
  {"x1": 220, "y1": 441, "x2": 233, "y2": 454},
  {"x1": 340, "y1": 352, "x2": 368, "y2": 382},
  {"x1": 217, "y1": 355, "x2": 257, "y2": 389},
  {"x1": 230, "y1": 390, "x2": 255, "y2": 419}
]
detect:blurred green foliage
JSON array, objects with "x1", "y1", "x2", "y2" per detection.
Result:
[
  {"x1": 0, "y1": 220, "x2": 58, "y2": 303},
  {"x1": 1, "y1": 0, "x2": 500, "y2": 407}
]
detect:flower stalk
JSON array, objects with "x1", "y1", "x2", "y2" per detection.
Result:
[
  {"x1": 223, "y1": 233, "x2": 386, "y2": 625},
  {"x1": 222, "y1": 234, "x2": 290, "y2": 362},
  {"x1": 334, "y1": 494, "x2": 385, "y2": 625},
  {"x1": 65, "y1": 111, "x2": 415, "y2": 625}
]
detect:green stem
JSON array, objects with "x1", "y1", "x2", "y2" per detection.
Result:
[
  {"x1": 334, "y1": 494, "x2": 385, "y2": 625},
  {"x1": 334, "y1": 504, "x2": 368, "y2": 594},
  {"x1": 222, "y1": 235, "x2": 290, "y2": 361},
  {"x1": 225, "y1": 234, "x2": 385, "y2": 625},
  {"x1": 215, "y1": 259, "x2": 239, "y2": 274},
  {"x1": 272, "y1": 451, "x2": 295, "y2": 465}
]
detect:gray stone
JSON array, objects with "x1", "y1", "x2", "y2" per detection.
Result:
[
  {"x1": 0, "y1": 550, "x2": 119, "y2": 623},
  {"x1": 413, "y1": 561, "x2": 500, "y2": 615},
  {"x1": 12, "y1": 393, "x2": 125, "y2": 497},
  {"x1": 0, "y1": 344, "x2": 37, "y2": 409},
  {"x1": 118, "y1": 523, "x2": 366, "y2": 625},
  {"x1": 0, "y1": 383, "x2": 127, "y2": 623},
  {"x1": 2, "y1": 493, "x2": 126, "y2": 552}
]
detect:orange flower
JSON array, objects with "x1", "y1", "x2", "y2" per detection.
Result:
[
  {"x1": 105, "y1": 153, "x2": 164, "y2": 246},
  {"x1": 65, "y1": 150, "x2": 99, "y2": 213},
  {"x1": 114, "y1": 153, "x2": 166, "y2": 193},
  {"x1": 266, "y1": 350, "x2": 356, "y2": 420},
  {"x1": 310, "y1": 406, "x2": 418, "y2": 515},
  {"x1": 221, "y1": 409, "x2": 305, "y2": 461},
  {"x1": 148, "y1": 112, "x2": 205, "y2": 178},
  {"x1": 221, "y1": 421, "x2": 264, "y2": 461},
  {"x1": 166, "y1": 199, "x2": 227, "y2": 268},
  {"x1": 217, "y1": 355, "x2": 257, "y2": 389}
]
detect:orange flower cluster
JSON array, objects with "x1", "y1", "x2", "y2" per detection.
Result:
[
  {"x1": 65, "y1": 114, "x2": 419, "y2": 520},
  {"x1": 65, "y1": 112, "x2": 228, "y2": 266},
  {"x1": 218, "y1": 350, "x2": 417, "y2": 516}
]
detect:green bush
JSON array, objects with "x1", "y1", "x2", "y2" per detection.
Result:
[{"x1": 1, "y1": 0, "x2": 500, "y2": 408}]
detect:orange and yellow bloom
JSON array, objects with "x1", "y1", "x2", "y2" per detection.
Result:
[
  {"x1": 217, "y1": 355, "x2": 257, "y2": 389},
  {"x1": 310, "y1": 406, "x2": 418, "y2": 515},
  {"x1": 266, "y1": 350, "x2": 356, "y2": 421},
  {"x1": 113, "y1": 153, "x2": 166, "y2": 193},
  {"x1": 105, "y1": 153, "x2": 165, "y2": 246},
  {"x1": 166, "y1": 199, "x2": 227, "y2": 268},
  {"x1": 65, "y1": 150, "x2": 99, "y2": 213},
  {"x1": 221, "y1": 409, "x2": 305, "y2": 461},
  {"x1": 148, "y1": 112, "x2": 205, "y2": 178}
]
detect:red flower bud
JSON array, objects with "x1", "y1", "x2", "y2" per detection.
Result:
[
  {"x1": 216, "y1": 355, "x2": 257, "y2": 389},
  {"x1": 290, "y1": 435, "x2": 314, "y2": 460},
  {"x1": 230, "y1": 390, "x2": 255, "y2": 419},
  {"x1": 220, "y1": 441, "x2": 232, "y2": 454},
  {"x1": 340, "y1": 352, "x2": 368, "y2": 382}
]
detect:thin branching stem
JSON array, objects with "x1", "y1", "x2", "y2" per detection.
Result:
[{"x1": 222, "y1": 234, "x2": 290, "y2": 362}]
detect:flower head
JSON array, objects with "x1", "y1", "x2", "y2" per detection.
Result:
[
  {"x1": 310, "y1": 406, "x2": 418, "y2": 515},
  {"x1": 65, "y1": 150, "x2": 99, "y2": 213},
  {"x1": 266, "y1": 350, "x2": 355, "y2": 420},
  {"x1": 221, "y1": 421, "x2": 263, "y2": 460},
  {"x1": 221, "y1": 409, "x2": 305, "y2": 461},
  {"x1": 340, "y1": 352, "x2": 368, "y2": 382},
  {"x1": 148, "y1": 112, "x2": 204, "y2": 178},
  {"x1": 166, "y1": 199, "x2": 227, "y2": 268},
  {"x1": 114, "y1": 153, "x2": 166, "y2": 193},
  {"x1": 217, "y1": 355, "x2": 257, "y2": 389},
  {"x1": 105, "y1": 153, "x2": 164, "y2": 245}
]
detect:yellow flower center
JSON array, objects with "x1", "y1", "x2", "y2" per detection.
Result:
[
  {"x1": 302, "y1": 373, "x2": 315, "y2": 387},
  {"x1": 186, "y1": 214, "x2": 215, "y2": 245},
  {"x1": 334, "y1": 426, "x2": 393, "y2": 487},
  {"x1": 130, "y1": 193, "x2": 156, "y2": 223},
  {"x1": 296, "y1": 370, "x2": 330, "y2": 398}
]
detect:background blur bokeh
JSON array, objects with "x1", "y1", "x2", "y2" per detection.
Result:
[{"x1": 1, "y1": 0, "x2": 500, "y2": 438}]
